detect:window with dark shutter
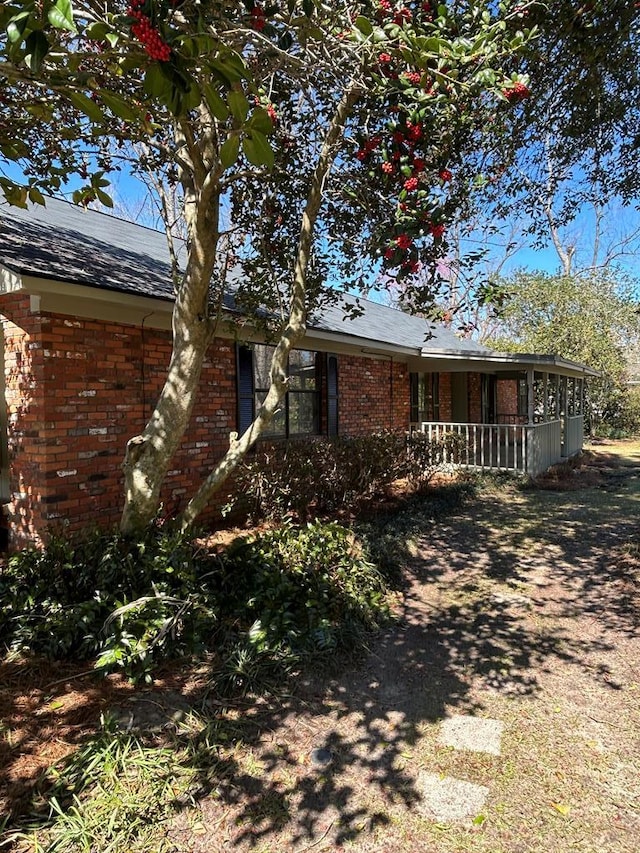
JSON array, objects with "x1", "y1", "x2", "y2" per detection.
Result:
[
  {"x1": 237, "y1": 344, "x2": 331, "y2": 438},
  {"x1": 327, "y1": 355, "x2": 338, "y2": 436},
  {"x1": 237, "y1": 345, "x2": 255, "y2": 435}
]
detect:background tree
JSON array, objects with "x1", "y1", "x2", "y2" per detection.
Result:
[
  {"x1": 417, "y1": 0, "x2": 640, "y2": 336},
  {"x1": 470, "y1": 0, "x2": 640, "y2": 273},
  {"x1": 486, "y1": 270, "x2": 640, "y2": 434}
]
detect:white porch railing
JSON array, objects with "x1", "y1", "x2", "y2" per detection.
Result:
[
  {"x1": 527, "y1": 420, "x2": 562, "y2": 476},
  {"x1": 564, "y1": 414, "x2": 584, "y2": 459},
  {"x1": 417, "y1": 420, "x2": 565, "y2": 476}
]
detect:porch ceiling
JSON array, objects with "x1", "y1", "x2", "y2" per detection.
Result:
[{"x1": 416, "y1": 349, "x2": 600, "y2": 378}]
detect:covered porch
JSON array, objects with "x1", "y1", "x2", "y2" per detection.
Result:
[{"x1": 408, "y1": 350, "x2": 597, "y2": 477}]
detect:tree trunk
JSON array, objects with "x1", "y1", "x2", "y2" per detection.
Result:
[
  {"x1": 120, "y1": 303, "x2": 215, "y2": 534},
  {"x1": 178, "y1": 84, "x2": 361, "y2": 531},
  {"x1": 120, "y1": 166, "x2": 220, "y2": 535}
]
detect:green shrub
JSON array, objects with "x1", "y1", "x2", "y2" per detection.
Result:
[
  {"x1": 230, "y1": 431, "x2": 466, "y2": 522},
  {"x1": 0, "y1": 528, "x2": 220, "y2": 679},
  {"x1": 0, "y1": 522, "x2": 392, "y2": 688},
  {"x1": 218, "y1": 521, "x2": 390, "y2": 651}
]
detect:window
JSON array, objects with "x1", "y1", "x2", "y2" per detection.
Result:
[
  {"x1": 410, "y1": 372, "x2": 439, "y2": 423},
  {"x1": 517, "y1": 377, "x2": 528, "y2": 419},
  {"x1": 238, "y1": 344, "x2": 337, "y2": 438}
]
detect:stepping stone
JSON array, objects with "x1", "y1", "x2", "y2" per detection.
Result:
[
  {"x1": 439, "y1": 715, "x2": 504, "y2": 756},
  {"x1": 417, "y1": 772, "x2": 489, "y2": 823}
]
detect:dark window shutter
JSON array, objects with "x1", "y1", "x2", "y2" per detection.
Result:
[
  {"x1": 327, "y1": 355, "x2": 338, "y2": 436},
  {"x1": 432, "y1": 373, "x2": 440, "y2": 421},
  {"x1": 409, "y1": 372, "x2": 418, "y2": 423},
  {"x1": 237, "y1": 345, "x2": 255, "y2": 435}
]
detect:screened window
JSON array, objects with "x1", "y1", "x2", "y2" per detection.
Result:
[
  {"x1": 238, "y1": 344, "x2": 324, "y2": 438},
  {"x1": 410, "y1": 372, "x2": 440, "y2": 423}
]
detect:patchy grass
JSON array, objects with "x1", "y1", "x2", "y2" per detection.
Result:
[{"x1": 2, "y1": 442, "x2": 640, "y2": 852}]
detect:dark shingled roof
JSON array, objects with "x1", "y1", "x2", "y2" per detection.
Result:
[
  {"x1": 313, "y1": 296, "x2": 493, "y2": 353},
  {"x1": 0, "y1": 196, "x2": 177, "y2": 301},
  {"x1": 0, "y1": 196, "x2": 492, "y2": 354}
]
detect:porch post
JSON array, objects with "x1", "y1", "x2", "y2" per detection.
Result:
[
  {"x1": 526, "y1": 368, "x2": 535, "y2": 424},
  {"x1": 543, "y1": 373, "x2": 548, "y2": 421},
  {"x1": 525, "y1": 368, "x2": 535, "y2": 475}
]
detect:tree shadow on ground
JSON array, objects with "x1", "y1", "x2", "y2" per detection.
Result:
[{"x1": 3, "y1": 461, "x2": 639, "y2": 851}]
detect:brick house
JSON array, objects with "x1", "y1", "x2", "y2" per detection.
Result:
[{"x1": 0, "y1": 198, "x2": 596, "y2": 549}]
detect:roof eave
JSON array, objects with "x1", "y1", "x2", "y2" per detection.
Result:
[{"x1": 420, "y1": 347, "x2": 600, "y2": 377}]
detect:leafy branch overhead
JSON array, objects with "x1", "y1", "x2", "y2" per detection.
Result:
[
  {"x1": 0, "y1": 1, "x2": 543, "y2": 534},
  {"x1": 1, "y1": 2, "x2": 535, "y2": 276}
]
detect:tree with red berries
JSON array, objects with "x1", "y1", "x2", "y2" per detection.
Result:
[{"x1": 1, "y1": 1, "x2": 538, "y2": 534}]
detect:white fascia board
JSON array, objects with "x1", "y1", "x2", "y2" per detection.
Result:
[
  {"x1": 420, "y1": 347, "x2": 600, "y2": 378},
  {"x1": 302, "y1": 326, "x2": 418, "y2": 359},
  {"x1": 0, "y1": 269, "x2": 175, "y2": 330}
]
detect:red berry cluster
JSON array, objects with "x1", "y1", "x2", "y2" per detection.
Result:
[
  {"x1": 356, "y1": 135, "x2": 382, "y2": 161},
  {"x1": 403, "y1": 71, "x2": 422, "y2": 85},
  {"x1": 128, "y1": 0, "x2": 171, "y2": 61},
  {"x1": 502, "y1": 81, "x2": 530, "y2": 103},
  {"x1": 378, "y1": 1, "x2": 413, "y2": 24},
  {"x1": 250, "y1": 5, "x2": 266, "y2": 31},
  {"x1": 406, "y1": 121, "x2": 422, "y2": 142},
  {"x1": 355, "y1": 109, "x2": 453, "y2": 270}
]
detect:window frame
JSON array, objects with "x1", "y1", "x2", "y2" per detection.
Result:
[
  {"x1": 410, "y1": 371, "x2": 440, "y2": 424},
  {"x1": 237, "y1": 344, "x2": 329, "y2": 439}
]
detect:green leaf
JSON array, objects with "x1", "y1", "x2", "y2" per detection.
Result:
[
  {"x1": 25, "y1": 30, "x2": 50, "y2": 72},
  {"x1": 220, "y1": 134, "x2": 240, "y2": 170},
  {"x1": 7, "y1": 14, "x2": 29, "y2": 44},
  {"x1": 48, "y1": 0, "x2": 76, "y2": 32},
  {"x1": 86, "y1": 21, "x2": 109, "y2": 40},
  {"x1": 143, "y1": 64, "x2": 168, "y2": 99},
  {"x1": 223, "y1": 50, "x2": 249, "y2": 80},
  {"x1": 66, "y1": 90, "x2": 104, "y2": 124},
  {"x1": 1, "y1": 140, "x2": 29, "y2": 159},
  {"x1": 210, "y1": 54, "x2": 247, "y2": 85},
  {"x1": 100, "y1": 91, "x2": 139, "y2": 122},
  {"x1": 203, "y1": 83, "x2": 229, "y2": 121},
  {"x1": 28, "y1": 186, "x2": 45, "y2": 206},
  {"x1": 179, "y1": 81, "x2": 202, "y2": 113},
  {"x1": 228, "y1": 89, "x2": 250, "y2": 123},
  {"x1": 3, "y1": 184, "x2": 29, "y2": 208},
  {"x1": 354, "y1": 16, "x2": 373, "y2": 36},
  {"x1": 243, "y1": 131, "x2": 274, "y2": 169},
  {"x1": 95, "y1": 188, "x2": 114, "y2": 208},
  {"x1": 248, "y1": 107, "x2": 273, "y2": 135}
]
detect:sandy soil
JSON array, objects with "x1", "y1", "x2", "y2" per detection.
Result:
[{"x1": 2, "y1": 441, "x2": 639, "y2": 853}]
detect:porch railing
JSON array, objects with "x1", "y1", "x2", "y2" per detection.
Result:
[
  {"x1": 564, "y1": 414, "x2": 584, "y2": 459},
  {"x1": 416, "y1": 420, "x2": 564, "y2": 476}
]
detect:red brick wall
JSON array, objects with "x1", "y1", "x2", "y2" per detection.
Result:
[
  {"x1": 1, "y1": 300, "x2": 237, "y2": 547},
  {"x1": 439, "y1": 373, "x2": 452, "y2": 421},
  {"x1": 1, "y1": 302, "x2": 417, "y2": 547},
  {"x1": 338, "y1": 355, "x2": 409, "y2": 435},
  {"x1": 468, "y1": 372, "x2": 482, "y2": 423},
  {"x1": 497, "y1": 378, "x2": 519, "y2": 422},
  {"x1": 2, "y1": 296, "x2": 48, "y2": 546}
]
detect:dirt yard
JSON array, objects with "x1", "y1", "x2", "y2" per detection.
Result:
[{"x1": 2, "y1": 441, "x2": 639, "y2": 852}]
